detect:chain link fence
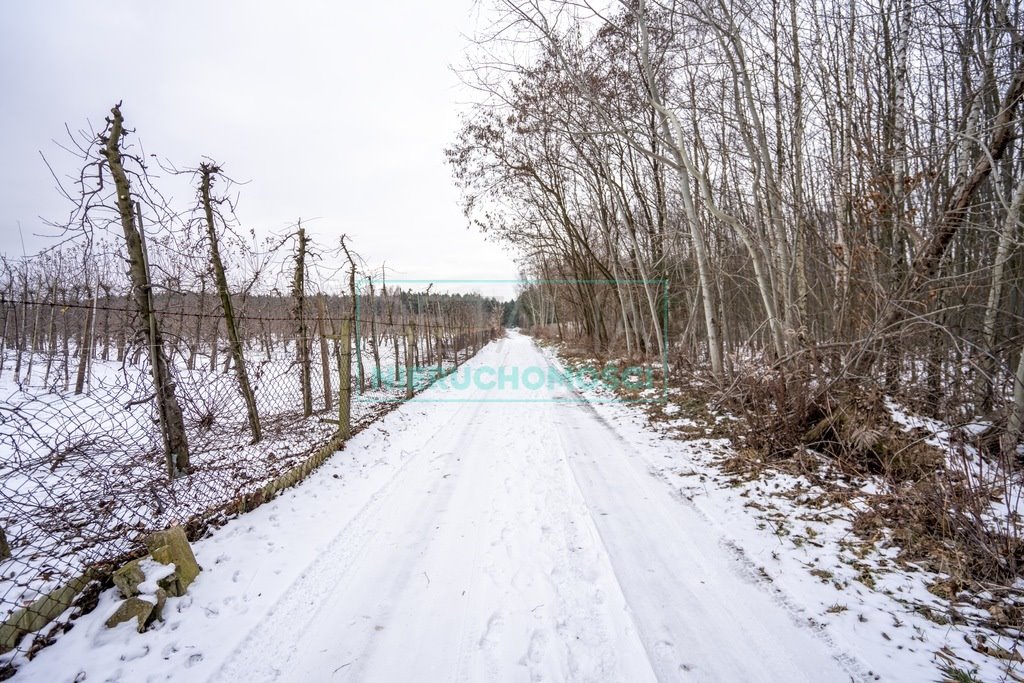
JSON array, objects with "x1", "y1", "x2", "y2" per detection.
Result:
[{"x1": 0, "y1": 297, "x2": 498, "y2": 665}]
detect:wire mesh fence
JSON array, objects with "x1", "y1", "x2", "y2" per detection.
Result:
[
  {"x1": 0, "y1": 110, "x2": 508, "y2": 668},
  {"x1": 0, "y1": 296, "x2": 500, "y2": 659}
]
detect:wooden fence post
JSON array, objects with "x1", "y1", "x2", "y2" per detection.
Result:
[
  {"x1": 293, "y1": 223, "x2": 313, "y2": 418},
  {"x1": 436, "y1": 330, "x2": 443, "y2": 375},
  {"x1": 102, "y1": 105, "x2": 191, "y2": 476},
  {"x1": 317, "y1": 295, "x2": 333, "y2": 413},
  {"x1": 405, "y1": 324, "x2": 415, "y2": 399},
  {"x1": 338, "y1": 319, "x2": 351, "y2": 439}
]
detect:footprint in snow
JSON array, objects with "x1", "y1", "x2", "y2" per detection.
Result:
[
  {"x1": 478, "y1": 611, "x2": 503, "y2": 649},
  {"x1": 523, "y1": 629, "x2": 547, "y2": 665},
  {"x1": 121, "y1": 644, "x2": 149, "y2": 662},
  {"x1": 652, "y1": 639, "x2": 675, "y2": 658}
]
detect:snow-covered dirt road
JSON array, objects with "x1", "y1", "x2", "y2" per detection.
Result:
[
  {"x1": 212, "y1": 332, "x2": 859, "y2": 682},
  {"x1": 16, "y1": 332, "x2": 866, "y2": 682}
]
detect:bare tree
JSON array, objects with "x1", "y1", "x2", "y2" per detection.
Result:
[
  {"x1": 198, "y1": 163, "x2": 261, "y2": 442},
  {"x1": 100, "y1": 104, "x2": 190, "y2": 476}
]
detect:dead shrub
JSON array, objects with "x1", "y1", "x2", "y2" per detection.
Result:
[
  {"x1": 854, "y1": 468, "x2": 1024, "y2": 625},
  {"x1": 726, "y1": 360, "x2": 1024, "y2": 630},
  {"x1": 727, "y1": 364, "x2": 942, "y2": 481}
]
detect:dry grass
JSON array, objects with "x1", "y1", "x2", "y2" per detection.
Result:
[{"x1": 718, "y1": 364, "x2": 1024, "y2": 633}]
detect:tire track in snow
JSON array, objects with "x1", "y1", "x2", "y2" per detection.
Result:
[
  {"x1": 210, "y1": 375, "x2": 495, "y2": 680},
  {"x1": 538, "y1": 342, "x2": 870, "y2": 681},
  {"x1": 518, "y1": 408, "x2": 656, "y2": 682}
]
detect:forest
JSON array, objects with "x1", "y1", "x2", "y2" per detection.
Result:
[{"x1": 450, "y1": 0, "x2": 1024, "y2": 614}]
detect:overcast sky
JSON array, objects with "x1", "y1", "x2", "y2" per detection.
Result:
[{"x1": 0, "y1": 0, "x2": 519, "y2": 298}]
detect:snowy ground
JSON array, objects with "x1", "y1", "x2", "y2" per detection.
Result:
[{"x1": 6, "y1": 331, "x2": 1011, "y2": 681}]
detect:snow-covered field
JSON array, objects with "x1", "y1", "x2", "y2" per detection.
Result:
[
  {"x1": 0, "y1": 339, "x2": 454, "y2": 630},
  {"x1": 7, "y1": 330, "x2": 1009, "y2": 681}
]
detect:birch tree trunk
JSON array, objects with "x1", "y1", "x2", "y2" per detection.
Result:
[
  {"x1": 981, "y1": 174, "x2": 1024, "y2": 408},
  {"x1": 636, "y1": 1, "x2": 723, "y2": 379},
  {"x1": 1003, "y1": 347, "x2": 1024, "y2": 456}
]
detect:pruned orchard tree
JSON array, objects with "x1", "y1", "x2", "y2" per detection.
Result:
[
  {"x1": 197, "y1": 162, "x2": 262, "y2": 443},
  {"x1": 98, "y1": 104, "x2": 191, "y2": 476}
]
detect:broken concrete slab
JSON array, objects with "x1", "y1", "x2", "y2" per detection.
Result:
[
  {"x1": 104, "y1": 590, "x2": 166, "y2": 633},
  {"x1": 144, "y1": 526, "x2": 201, "y2": 597},
  {"x1": 112, "y1": 558, "x2": 146, "y2": 599},
  {"x1": 0, "y1": 573, "x2": 91, "y2": 654}
]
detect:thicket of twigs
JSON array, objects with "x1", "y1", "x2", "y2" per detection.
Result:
[{"x1": 456, "y1": 0, "x2": 1024, "y2": 624}]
